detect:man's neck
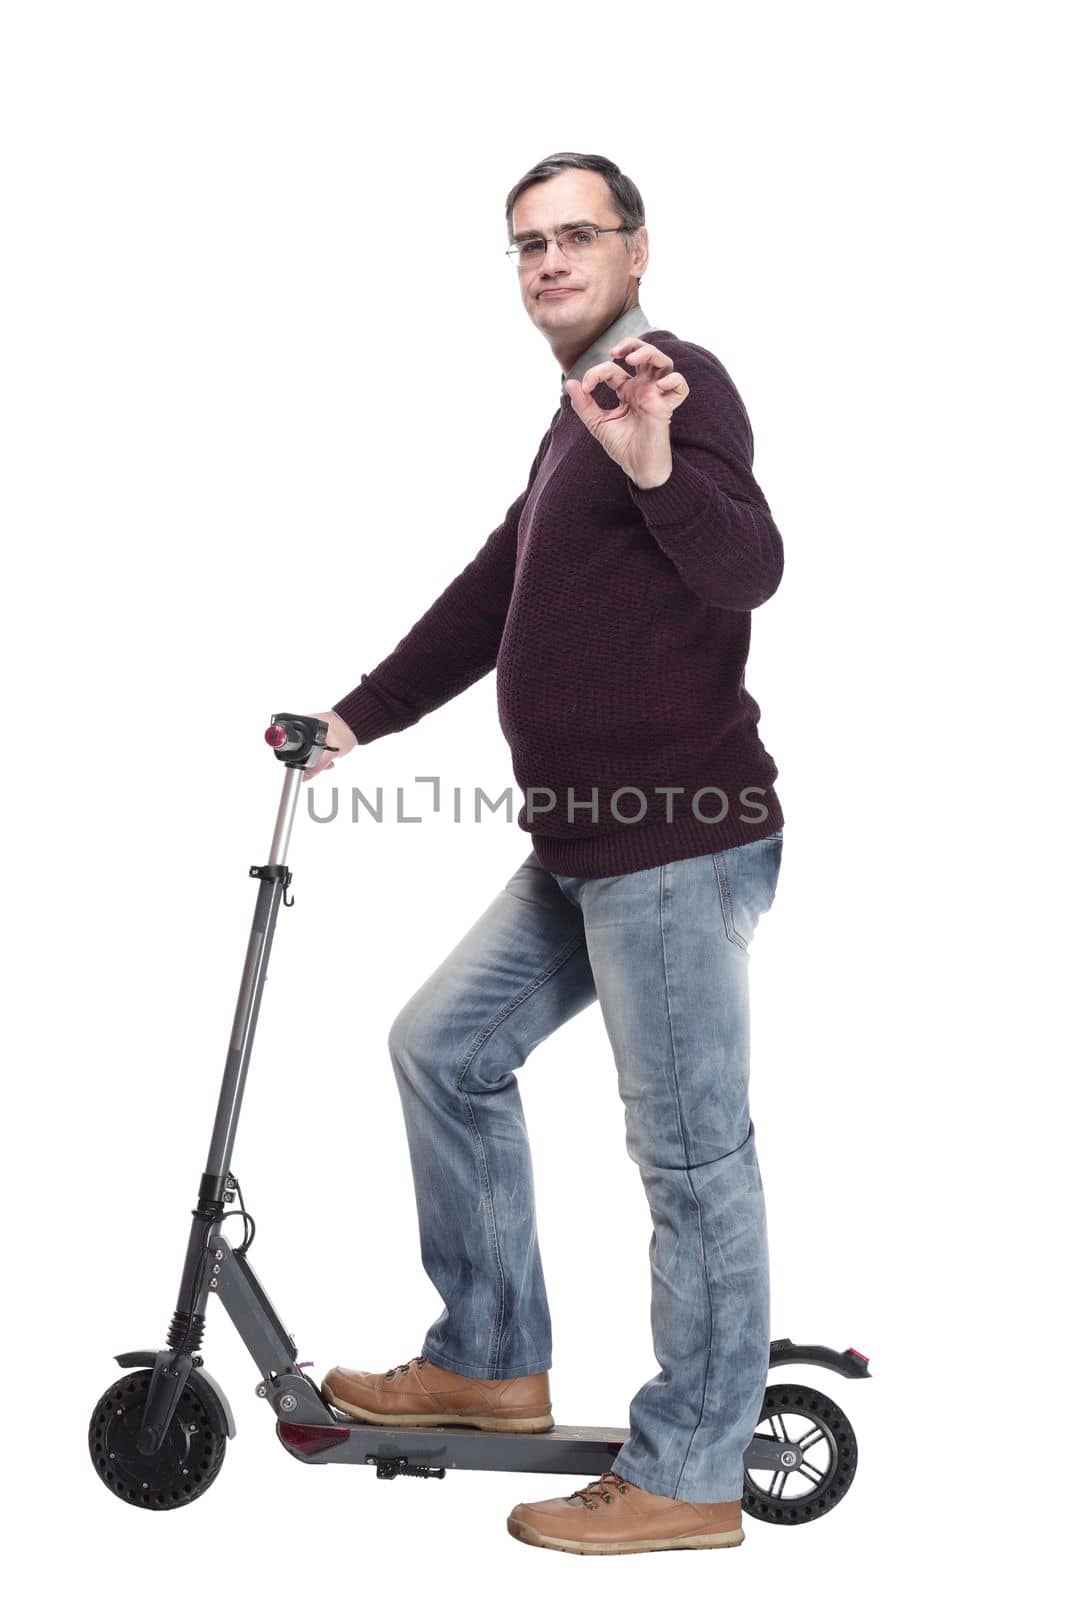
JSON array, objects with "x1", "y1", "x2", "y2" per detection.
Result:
[{"x1": 557, "y1": 301, "x2": 653, "y2": 388}]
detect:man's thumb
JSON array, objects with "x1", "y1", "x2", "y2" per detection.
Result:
[{"x1": 565, "y1": 377, "x2": 600, "y2": 429}]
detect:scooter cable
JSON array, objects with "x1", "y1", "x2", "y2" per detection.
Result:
[{"x1": 222, "y1": 1171, "x2": 256, "y2": 1256}]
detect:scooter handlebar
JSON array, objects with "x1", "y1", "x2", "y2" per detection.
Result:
[{"x1": 263, "y1": 714, "x2": 330, "y2": 768}]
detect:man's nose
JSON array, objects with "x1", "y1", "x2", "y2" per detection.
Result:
[{"x1": 539, "y1": 237, "x2": 571, "y2": 273}]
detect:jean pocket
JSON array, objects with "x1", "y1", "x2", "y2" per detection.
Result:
[{"x1": 713, "y1": 831, "x2": 783, "y2": 950}]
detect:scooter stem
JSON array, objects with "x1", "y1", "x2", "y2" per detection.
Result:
[
  {"x1": 201, "y1": 765, "x2": 299, "y2": 1180},
  {"x1": 137, "y1": 716, "x2": 327, "y2": 1453}
]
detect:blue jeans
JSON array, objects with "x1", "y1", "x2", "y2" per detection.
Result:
[{"x1": 387, "y1": 829, "x2": 784, "y2": 1502}]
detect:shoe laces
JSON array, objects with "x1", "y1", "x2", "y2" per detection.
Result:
[
  {"x1": 566, "y1": 1470, "x2": 633, "y2": 1510},
  {"x1": 384, "y1": 1355, "x2": 426, "y2": 1382}
]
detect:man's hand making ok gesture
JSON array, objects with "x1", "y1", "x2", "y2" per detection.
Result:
[{"x1": 564, "y1": 335, "x2": 690, "y2": 491}]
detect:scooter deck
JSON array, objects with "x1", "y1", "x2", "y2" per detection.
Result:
[{"x1": 278, "y1": 1415, "x2": 632, "y2": 1476}]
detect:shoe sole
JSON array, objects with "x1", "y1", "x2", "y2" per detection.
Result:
[
  {"x1": 321, "y1": 1381, "x2": 555, "y2": 1433},
  {"x1": 506, "y1": 1516, "x2": 745, "y2": 1555}
]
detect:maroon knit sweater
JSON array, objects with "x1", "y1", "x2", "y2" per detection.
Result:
[{"x1": 333, "y1": 328, "x2": 784, "y2": 877}]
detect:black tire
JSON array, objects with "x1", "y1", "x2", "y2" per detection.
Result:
[
  {"x1": 743, "y1": 1383, "x2": 858, "y2": 1524},
  {"x1": 88, "y1": 1368, "x2": 227, "y2": 1510}
]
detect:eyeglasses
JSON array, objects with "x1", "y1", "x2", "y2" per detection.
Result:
[{"x1": 505, "y1": 224, "x2": 633, "y2": 266}]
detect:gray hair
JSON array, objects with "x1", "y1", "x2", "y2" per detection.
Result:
[{"x1": 504, "y1": 151, "x2": 646, "y2": 245}]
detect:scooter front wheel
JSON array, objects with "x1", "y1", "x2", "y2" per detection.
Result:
[
  {"x1": 743, "y1": 1383, "x2": 858, "y2": 1524},
  {"x1": 88, "y1": 1368, "x2": 227, "y2": 1510}
]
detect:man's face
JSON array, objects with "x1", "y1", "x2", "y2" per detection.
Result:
[{"x1": 510, "y1": 169, "x2": 648, "y2": 346}]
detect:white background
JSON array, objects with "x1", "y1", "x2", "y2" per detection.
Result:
[{"x1": 3, "y1": 1, "x2": 1061, "y2": 1593}]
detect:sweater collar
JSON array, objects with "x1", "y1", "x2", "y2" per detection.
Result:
[{"x1": 560, "y1": 303, "x2": 653, "y2": 388}]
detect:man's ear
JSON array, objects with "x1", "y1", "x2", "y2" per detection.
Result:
[{"x1": 630, "y1": 224, "x2": 650, "y2": 281}]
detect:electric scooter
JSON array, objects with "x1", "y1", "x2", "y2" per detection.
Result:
[{"x1": 88, "y1": 714, "x2": 872, "y2": 1521}]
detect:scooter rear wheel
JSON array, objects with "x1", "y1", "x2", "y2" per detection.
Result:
[
  {"x1": 743, "y1": 1382, "x2": 858, "y2": 1523},
  {"x1": 88, "y1": 1367, "x2": 227, "y2": 1510}
]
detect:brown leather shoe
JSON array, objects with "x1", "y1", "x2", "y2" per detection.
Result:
[
  {"x1": 507, "y1": 1471, "x2": 744, "y2": 1555},
  {"x1": 321, "y1": 1354, "x2": 554, "y2": 1432}
]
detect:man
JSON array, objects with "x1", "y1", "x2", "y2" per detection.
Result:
[{"x1": 310, "y1": 152, "x2": 785, "y2": 1556}]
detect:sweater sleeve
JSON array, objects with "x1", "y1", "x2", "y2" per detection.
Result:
[
  {"x1": 625, "y1": 348, "x2": 783, "y2": 612},
  {"x1": 332, "y1": 423, "x2": 554, "y2": 743}
]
